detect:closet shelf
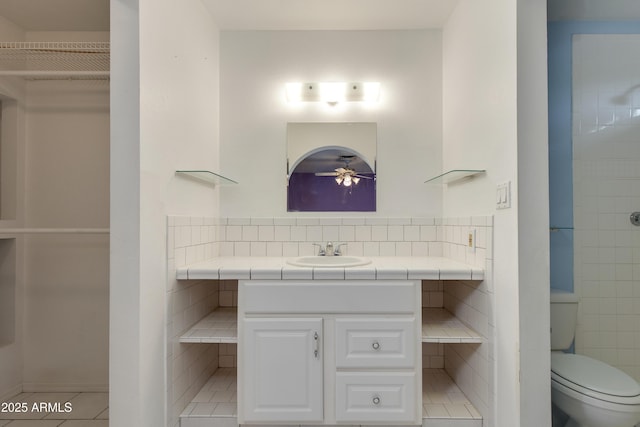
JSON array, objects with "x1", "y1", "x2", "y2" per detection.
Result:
[
  {"x1": 0, "y1": 228, "x2": 109, "y2": 234},
  {"x1": 179, "y1": 308, "x2": 237, "y2": 344},
  {"x1": 0, "y1": 42, "x2": 109, "y2": 80},
  {"x1": 176, "y1": 170, "x2": 239, "y2": 185},
  {"x1": 422, "y1": 308, "x2": 483, "y2": 343},
  {"x1": 425, "y1": 169, "x2": 485, "y2": 185}
]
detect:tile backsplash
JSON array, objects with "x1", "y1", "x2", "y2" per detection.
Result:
[{"x1": 171, "y1": 216, "x2": 491, "y2": 269}]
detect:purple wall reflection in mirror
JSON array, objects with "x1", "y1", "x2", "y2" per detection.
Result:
[{"x1": 287, "y1": 148, "x2": 376, "y2": 212}]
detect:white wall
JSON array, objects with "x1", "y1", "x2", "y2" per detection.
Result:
[
  {"x1": 110, "y1": 0, "x2": 221, "y2": 425},
  {"x1": 515, "y1": 1, "x2": 551, "y2": 426},
  {"x1": 110, "y1": 0, "x2": 142, "y2": 424},
  {"x1": 443, "y1": 1, "x2": 550, "y2": 426},
  {"x1": 442, "y1": 5, "x2": 518, "y2": 426},
  {"x1": 443, "y1": 1, "x2": 544, "y2": 427},
  {"x1": 219, "y1": 30, "x2": 442, "y2": 218}
]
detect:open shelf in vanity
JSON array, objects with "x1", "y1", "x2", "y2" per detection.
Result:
[
  {"x1": 178, "y1": 306, "x2": 482, "y2": 346},
  {"x1": 179, "y1": 307, "x2": 237, "y2": 344},
  {"x1": 422, "y1": 308, "x2": 483, "y2": 343}
]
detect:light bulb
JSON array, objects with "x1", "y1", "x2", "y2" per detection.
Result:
[
  {"x1": 362, "y1": 82, "x2": 381, "y2": 102},
  {"x1": 285, "y1": 82, "x2": 303, "y2": 102},
  {"x1": 343, "y1": 175, "x2": 352, "y2": 186},
  {"x1": 319, "y1": 82, "x2": 346, "y2": 104}
]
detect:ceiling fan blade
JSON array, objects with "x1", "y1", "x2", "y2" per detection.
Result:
[
  {"x1": 315, "y1": 172, "x2": 339, "y2": 176},
  {"x1": 354, "y1": 174, "x2": 374, "y2": 179}
]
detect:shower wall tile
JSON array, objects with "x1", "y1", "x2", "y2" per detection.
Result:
[{"x1": 573, "y1": 34, "x2": 640, "y2": 382}]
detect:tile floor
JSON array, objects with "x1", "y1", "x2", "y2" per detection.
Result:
[
  {"x1": 181, "y1": 368, "x2": 237, "y2": 418},
  {"x1": 422, "y1": 369, "x2": 482, "y2": 420},
  {"x1": 0, "y1": 392, "x2": 108, "y2": 426}
]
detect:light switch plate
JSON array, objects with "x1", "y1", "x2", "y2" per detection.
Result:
[{"x1": 496, "y1": 181, "x2": 511, "y2": 210}]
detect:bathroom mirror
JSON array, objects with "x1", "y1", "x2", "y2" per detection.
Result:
[{"x1": 287, "y1": 123, "x2": 376, "y2": 212}]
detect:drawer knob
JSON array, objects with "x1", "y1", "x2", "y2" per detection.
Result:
[
  {"x1": 372, "y1": 341, "x2": 380, "y2": 350},
  {"x1": 372, "y1": 396, "x2": 381, "y2": 405}
]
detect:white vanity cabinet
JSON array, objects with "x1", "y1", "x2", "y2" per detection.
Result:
[{"x1": 238, "y1": 280, "x2": 422, "y2": 426}]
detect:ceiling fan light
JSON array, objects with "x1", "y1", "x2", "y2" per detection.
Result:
[
  {"x1": 353, "y1": 176, "x2": 361, "y2": 184},
  {"x1": 335, "y1": 176, "x2": 343, "y2": 185},
  {"x1": 344, "y1": 175, "x2": 352, "y2": 186}
]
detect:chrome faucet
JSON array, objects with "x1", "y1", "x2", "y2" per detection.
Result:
[
  {"x1": 325, "y1": 242, "x2": 334, "y2": 256},
  {"x1": 312, "y1": 242, "x2": 347, "y2": 256},
  {"x1": 312, "y1": 243, "x2": 325, "y2": 256}
]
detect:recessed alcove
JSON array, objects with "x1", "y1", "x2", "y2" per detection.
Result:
[{"x1": 0, "y1": 95, "x2": 18, "y2": 220}]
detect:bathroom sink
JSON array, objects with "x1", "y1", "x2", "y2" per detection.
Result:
[{"x1": 287, "y1": 256, "x2": 371, "y2": 268}]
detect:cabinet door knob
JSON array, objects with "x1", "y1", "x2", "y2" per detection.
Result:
[
  {"x1": 372, "y1": 341, "x2": 380, "y2": 350},
  {"x1": 372, "y1": 396, "x2": 381, "y2": 405}
]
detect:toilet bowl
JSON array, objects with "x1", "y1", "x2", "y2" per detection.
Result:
[
  {"x1": 551, "y1": 352, "x2": 640, "y2": 427},
  {"x1": 550, "y1": 290, "x2": 640, "y2": 427}
]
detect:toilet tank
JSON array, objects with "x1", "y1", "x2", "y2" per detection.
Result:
[{"x1": 550, "y1": 290, "x2": 579, "y2": 351}]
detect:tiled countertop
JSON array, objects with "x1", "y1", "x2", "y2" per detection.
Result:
[{"x1": 176, "y1": 256, "x2": 484, "y2": 281}]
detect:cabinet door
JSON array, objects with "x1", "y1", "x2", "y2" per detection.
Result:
[{"x1": 242, "y1": 318, "x2": 323, "y2": 423}]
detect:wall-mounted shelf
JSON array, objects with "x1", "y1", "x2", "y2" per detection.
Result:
[
  {"x1": 176, "y1": 170, "x2": 238, "y2": 185},
  {"x1": 550, "y1": 227, "x2": 573, "y2": 232},
  {"x1": 425, "y1": 169, "x2": 485, "y2": 185}
]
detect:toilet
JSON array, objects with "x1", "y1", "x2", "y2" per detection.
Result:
[{"x1": 550, "y1": 290, "x2": 640, "y2": 427}]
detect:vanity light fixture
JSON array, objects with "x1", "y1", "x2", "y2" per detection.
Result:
[{"x1": 285, "y1": 81, "x2": 380, "y2": 105}]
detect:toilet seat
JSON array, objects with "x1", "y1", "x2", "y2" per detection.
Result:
[{"x1": 551, "y1": 353, "x2": 640, "y2": 405}]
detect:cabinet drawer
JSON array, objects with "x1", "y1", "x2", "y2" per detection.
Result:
[
  {"x1": 335, "y1": 372, "x2": 417, "y2": 423},
  {"x1": 241, "y1": 280, "x2": 418, "y2": 314},
  {"x1": 335, "y1": 318, "x2": 416, "y2": 368}
]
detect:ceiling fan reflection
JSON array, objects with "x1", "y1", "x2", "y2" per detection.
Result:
[{"x1": 314, "y1": 156, "x2": 374, "y2": 187}]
